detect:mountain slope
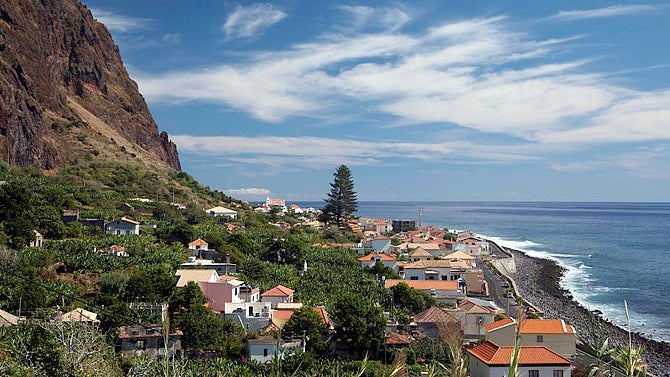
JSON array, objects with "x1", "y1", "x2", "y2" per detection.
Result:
[{"x1": 0, "y1": 0, "x2": 180, "y2": 170}]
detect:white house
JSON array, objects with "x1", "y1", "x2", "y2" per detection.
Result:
[
  {"x1": 247, "y1": 336, "x2": 298, "y2": 363},
  {"x1": 206, "y1": 206, "x2": 237, "y2": 219},
  {"x1": 105, "y1": 217, "x2": 140, "y2": 235},
  {"x1": 484, "y1": 317, "x2": 578, "y2": 360},
  {"x1": 468, "y1": 341, "x2": 571, "y2": 377},
  {"x1": 357, "y1": 253, "x2": 398, "y2": 271}
]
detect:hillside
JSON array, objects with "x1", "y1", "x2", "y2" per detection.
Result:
[{"x1": 0, "y1": 0, "x2": 180, "y2": 171}]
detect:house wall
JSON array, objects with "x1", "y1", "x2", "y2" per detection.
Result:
[
  {"x1": 120, "y1": 336, "x2": 181, "y2": 358},
  {"x1": 248, "y1": 342, "x2": 277, "y2": 363},
  {"x1": 520, "y1": 333, "x2": 577, "y2": 360},
  {"x1": 263, "y1": 295, "x2": 293, "y2": 308},
  {"x1": 199, "y1": 281, "x2": 243, "y2": 312},
  {"x1": 106, "y1": 220, "x2": 139, "y2": 235},
  {"x1": 463, "y1": 312, "x2": 494, "y2": 339},
  {"x1": 469, "y1": 361, "x2": 570, "y2": 377},
  {"x1": 485, "y1": 324, "x2": 516, "y2": 347}
]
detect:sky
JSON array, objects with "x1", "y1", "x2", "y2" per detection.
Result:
[{"x1": 81, "y1": 0, "x2": 670, "y2": 202}]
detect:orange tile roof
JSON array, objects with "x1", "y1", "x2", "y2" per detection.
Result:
[
  {"x1": 467, "y1": 341, "x2": 571, "y2": 366},
  {"x1": 313, "y1": 306, "x2": 334, "y2": 328},
  {"x1": 189, "y1": 238, "x2": 208, "y2": 246},
  {"x1": 384, "y1": 279, "x2": 458, "y2": 291},
  {"x1": 484, "y1": 317, "x2": 576, "y2": 335},
  {"x1": 357, "y1": 253, "x2": 397, "y2": 262},
  {"x1": 385, "y1": 332, "x2": 411, "y2": 346},
  {"x1": 522, "y1": 319, "x2": 575, "y2": 334},
  {"x1": 272, "y1": 309, "x2": 295, "y2": 321},
  {"x1": 261, "y1": 285, "x2": 295, "y2": 297},
  {"x1": 484, "y1": 317, "x2": 515, "y2": 332}
]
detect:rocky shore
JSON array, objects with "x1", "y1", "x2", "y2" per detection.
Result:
[{"x1": 506, "y1": 247, "x2": 670, "y2": 376}]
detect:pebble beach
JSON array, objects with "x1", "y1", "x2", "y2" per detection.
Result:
[{"x1": 506, "y1": 247, "x2": 670, "y2": 376}]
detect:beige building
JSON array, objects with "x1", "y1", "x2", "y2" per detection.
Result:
[{"x1": 484, "y1": 317, "x2": 577, "y2": 360}]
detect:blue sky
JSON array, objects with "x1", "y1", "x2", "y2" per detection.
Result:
[{"x1": 82, "y1": 1, "x2": 670, "y2": 202}]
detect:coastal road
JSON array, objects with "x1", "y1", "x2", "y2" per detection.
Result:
[{"x1": 482, "y1": 258, "x2": 518, "y2": 316}]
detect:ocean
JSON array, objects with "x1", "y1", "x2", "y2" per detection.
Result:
[{"x1": 296, "y1": 201, "x2": 670, "y2": 342}]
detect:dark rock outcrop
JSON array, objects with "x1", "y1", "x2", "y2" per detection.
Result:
[{"x1": 0, "y1": 0, "x2": 180, "y2": 170}]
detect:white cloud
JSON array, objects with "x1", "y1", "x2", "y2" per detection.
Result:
[
  {"x1": 136, "y1": 12, "x2": 670, "y2": 151},
  {"x1": 223, "y1": 4, "x2": 286, "y2": 40},
  {"x1": 174, "y1": 135, "x2": 538, "y2": 170},
  {"x1": 338, "y1": 5, "x2": 411, "y2": 32},
  {"x1": 90, "y1": 9, "x2": 152, "y2": 32},
  {"x1": 551, "y1": 5, "x2": 657, "y2": 21},
  {"x1": 223, "y1": 187, "x2": 271, "y2": 197}
]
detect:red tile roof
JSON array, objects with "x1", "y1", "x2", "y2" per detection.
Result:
[
  {"x1": 357, "y1": 253, "x2": 397, "y2": 262},
  {"x1": 261, "y1": 285, "x2": 295, "y2": 297},
  {"x1": 467, "y1": 341, "x2": 571, "y2": 366}
]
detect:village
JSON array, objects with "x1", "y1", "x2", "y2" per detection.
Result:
[{"x1": 0, "y1": 195, "x2": 582, "y2": 377}]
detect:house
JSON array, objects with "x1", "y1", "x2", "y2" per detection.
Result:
[
  {"x1": 392, "y1": 219, "x2": 415, "y2": 233},
  {"x1": 0, "y1": 309, "x2": 21, "y2": 326},
  {"x1": 117, "y1": 203, "x2": 135, "y2": 214},
  {"x1": 188, "y1": 238, "x2": 209, "y2": 251},
  {"x1": 456, "y1": 237, "x2": 490, "y2": 255},
  {"x1": 225, "y1": 301, "x2": 272, "y2": 333},
  {"x1": 29, "y1": 230, "x2": 43, "y2": 247},
  {"x1": 468, "y1": 341, "x2": 571, "y2": 377},
  {"x1": 402, "y1": 259, "x2": 469, "y2": 282},
  {"x1": 119, "y1": 324, "x2": 183, "y2": 358},
  {"x1": 198, "y1": 275, "x2": 245, "y2": 312},
  {"x1": 412, "y1": 306, "x2": 462, "y2": 339},
  {"x1": 408, "y1": 247, "x2": 434, "y2": 261},
  {"x1": 385, "y1": 332, "x2": 411, "y2": 348},
  {"x1": 351, "y1": 237, "x2": 392, "y2": 255},
  {"x1": 206, "y1": 206, "x2": 237, "y2": 219},
  {"x1": 247, "y1": 336, "x2": 299, "y2": 363},
  {"x1": 174, "y1": 269, "x2": 219, "y2": 288},
  {"x1": 58, "y1": 308, "x2": 100, "y2": 326},
  {"x1": 456, "y1": 299, "x2": 497, "y2": 339},
  {"x1": 180, "y1": 257, "x2": 236, "y2": 275},
  {"x1": 261, "y1": 285, "x2": 295, "y2": 308},
  {"x1": 100, "y1": 245, "x2": 129, "y2": 257},
  {"x1": 484, "y1": 318, "x2": 577, "y2": 360},
  {"x1": 357, "y1": 253, "x2": 398, "y2": 271},
  {"x1": 265, "y1": 197, "x2": 287, "y2": 212},
  {"x1": 444, "y1": 251, "x2": 477, "y2": 267},
  {"x1": 62, "y1": 210, "x2": 80, "y2": 224},
  {"x1": 262, "y1": 305, "x2": 333, "y2": 334},
  {"x1": 396, "y1": 242, "x2": 443, "y2": 257},
  {"x1": 385, "y1": 279, "x2": 465, "y2": 304},
  {"x1": 372, "y1": 220, "x2": 392, "y2": 234},
  {"x1": 105, "y1": 217, "x2": 140, "y2": 235}
]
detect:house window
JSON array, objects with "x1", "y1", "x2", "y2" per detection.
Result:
[
  {"x1": 537, "y1": 335, "x2": 544, "y2": 342},
  {"x1": 441, "y1": 276, "x2": 448, "y2": 280},
  {"x1": 136, "y1": 340, "x2": 145, "y2": 350},
  {"x1": 410, "y1": 276, "x2": 418, "y2": 280},
  {"x1": 553, "y1": 371, "x2": 564, "y2": 377},
  {"x1": 528, "y1": 370, "x2": 539, "y2": 377},
  {"x1": 263, "y1": 348, "x2": 268, "y2": 357}
]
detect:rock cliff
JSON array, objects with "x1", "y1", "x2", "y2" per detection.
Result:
[{"x1": 0, "y1": 0, "x2": 180, "y2": 170}]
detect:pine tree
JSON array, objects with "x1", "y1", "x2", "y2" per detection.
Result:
[{"x1": 321, "y1": 165, "x2": 358, "y2": 229}]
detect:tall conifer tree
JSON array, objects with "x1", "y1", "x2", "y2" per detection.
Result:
[{"x1": 321, "y1": 165, "x2": 358, "y2": 228}]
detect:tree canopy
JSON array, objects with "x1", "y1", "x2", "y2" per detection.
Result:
[{"x1": 320, "y1": 165, "x2": 358, "y2": 229}]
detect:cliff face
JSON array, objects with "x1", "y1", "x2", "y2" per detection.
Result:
[{"x1": 0, "y1": 0, "x2": 180, "y2": 170}]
